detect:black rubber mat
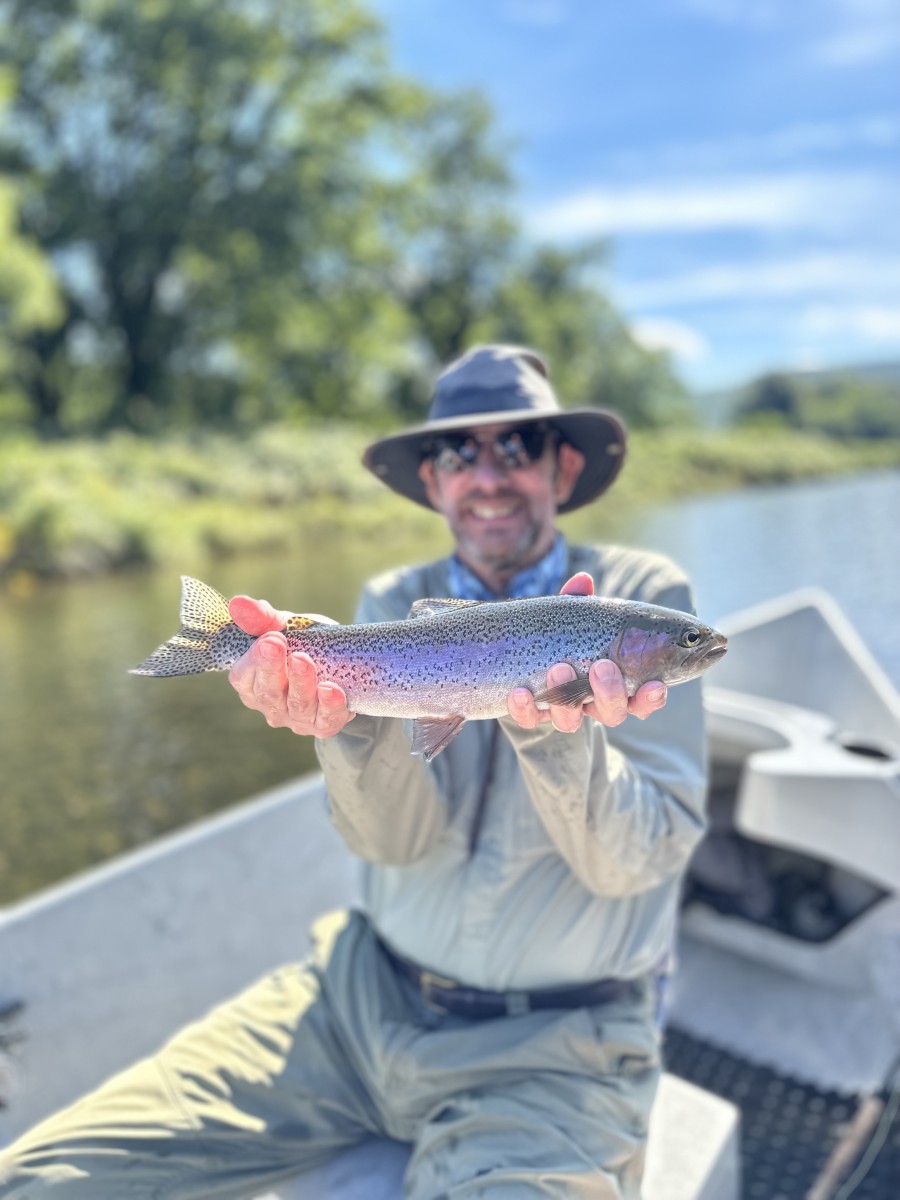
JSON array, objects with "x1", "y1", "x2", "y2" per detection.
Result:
[{"x1": 663, "y1": 1026, "x2": 900, "y2": 1199}]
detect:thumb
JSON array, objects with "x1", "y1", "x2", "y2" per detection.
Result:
[
  {"x1": 560, "y1": 571, "x2": 594, "y2": 597},
  {"x1": 228, "y1": 595, "x2": 290, "y2": 636}
]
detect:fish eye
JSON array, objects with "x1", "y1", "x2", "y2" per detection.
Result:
[{"x1": 681, "y1": 628, "x2": 701, "y2": 648}]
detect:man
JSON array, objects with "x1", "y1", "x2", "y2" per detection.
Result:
[{"x1": 0, "y1": 345, "x2": 708, "y2": 1199}]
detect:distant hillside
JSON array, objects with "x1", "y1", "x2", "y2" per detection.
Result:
[{"x1": 695, "y1": 360, "x2": 900, "y2": 428}]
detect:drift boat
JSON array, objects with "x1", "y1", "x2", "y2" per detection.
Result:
[{"x1": 2, "y1": 589, "x2": 898, "y2": 1199}]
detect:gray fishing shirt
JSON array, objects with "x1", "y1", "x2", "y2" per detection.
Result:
[{"x1": 315, "y1": 540, "x2": 708, "y2": 991}]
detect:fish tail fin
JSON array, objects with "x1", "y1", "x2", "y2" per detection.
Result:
[{"x1": 129, "y1": 576, "x2": 252, "y2": 677}]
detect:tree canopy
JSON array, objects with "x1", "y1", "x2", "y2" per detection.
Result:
[
  {"x1": 0, "y1": 0, "x2": 686, "y2": 437},
  {"x1": 736, "y1": 370, "x2": 900, "y2": 439}
]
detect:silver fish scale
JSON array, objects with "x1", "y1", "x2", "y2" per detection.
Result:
[{"x1": 284, "y1": 594, "x2": 675, "y2": 720}]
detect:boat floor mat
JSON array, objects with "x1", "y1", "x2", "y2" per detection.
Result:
[{"x1": 663, "y1": 1026, "x2": 900, "y2": 1200}]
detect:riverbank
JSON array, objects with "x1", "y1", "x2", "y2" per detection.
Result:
[
  {"x1": 3, "y1": 424, "x2": 899, "y2": 588},
  {"x1": 3, "y1": 469, "x2": 899, "y2": 906}
]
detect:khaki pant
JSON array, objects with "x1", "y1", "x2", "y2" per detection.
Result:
[{"x1": 0, "y1": 911, "x2": 660, "y2": 1199}]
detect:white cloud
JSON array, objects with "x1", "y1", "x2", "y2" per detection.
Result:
[
  {"x1": 680, "y1": 0, "x2": 900, "y2": 68},
  {"x1": 527, "y1": 173, "x2": 883, "y2": 239},
  {"x1": 630, "y1": 318, "x2": 710, "y2": 362},
  {"x1": 798, "y1": 305, "x2": 900, "y2": 341},
  {"x1": 814, "y1": 27, "x2": 900, "y2": 65},
  {"x1": 617, "y1": 254, "x2": 900, "y2": 308},
  {"x1": 611, "y1": 116, "x2": 899, "y2": 175}
]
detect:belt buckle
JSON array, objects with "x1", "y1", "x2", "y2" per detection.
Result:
[{"x1": 419, "y1": 969, "x2": 458, "y2": 1014}]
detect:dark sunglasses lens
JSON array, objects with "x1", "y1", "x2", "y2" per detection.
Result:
[
  {"x1": 495, "y1": 428, "x2": 547, "y2": 467},
  {"x1": 430, "y1": 435, "x2": 478, "y2": 472},
  {"x1": 428, "y1": 426, "x2": 551, "y2": 471}
]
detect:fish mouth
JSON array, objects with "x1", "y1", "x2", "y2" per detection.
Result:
[{"x1": 697, "y1": 635, "x2": 728, "y2": 667}]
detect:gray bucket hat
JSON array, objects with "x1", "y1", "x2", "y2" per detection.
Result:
[{"x1": 363, "y1": 344, "x2": 627, "y2": 514}]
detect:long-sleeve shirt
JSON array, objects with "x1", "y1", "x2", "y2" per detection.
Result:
[{"x1": 315, "y1": 539, "x2": 708, "y2": 992}]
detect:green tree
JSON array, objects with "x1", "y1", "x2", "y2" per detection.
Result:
[
  {"x1": 0, "y1": 0, "x2": 417, "y2": 434},
  {"x1": 736, "y1": 373, "x2": 803, "y2": 428},
  {"x1": 0, "y1": 0, "x2": 687, "y2": 437},
  {"x1": 0, "y1": 177, "x2": 64, "y2": 431},
  {"x1": 736, "y1": 369, "x2": 900, "y2": 439}
]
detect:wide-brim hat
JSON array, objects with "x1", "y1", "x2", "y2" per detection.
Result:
[{"x1": 363, "y1": 344, "x2": 627, "y2": 514}]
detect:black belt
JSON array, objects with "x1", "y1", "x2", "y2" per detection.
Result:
[{"x1": 382, "y1": 942, "x2": 644, "y2": 1019}]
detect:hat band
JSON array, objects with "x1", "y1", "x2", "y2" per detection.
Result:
[{"x1": 431, "y1": 385, "x2": 557, "y2": 422}]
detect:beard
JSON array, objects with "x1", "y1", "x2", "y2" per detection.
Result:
[{"x1": 448, "y1": 499, "x2": 551, "y2": 580}]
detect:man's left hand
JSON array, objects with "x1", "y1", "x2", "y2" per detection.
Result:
[{"x1": 506, "y1": 572, "x2": 668, "y2": 730}]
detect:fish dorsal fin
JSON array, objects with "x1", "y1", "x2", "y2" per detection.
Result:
[
  {"x1": 179, "y1": 576, "x2": 231, "y2": 634},
  {"x1": 285, "y1": 613, "x2": 339, "y2": 631},
  {"x1": 408, "y1": 597, "x2": 483, "y2": 620},
  {"x1": 411, "y1": 714, "x2": 467, "y2": 761}
]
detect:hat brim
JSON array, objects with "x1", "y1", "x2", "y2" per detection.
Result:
[{"x1": 363, "y1": 408, "x2": 627, "y2": 515}]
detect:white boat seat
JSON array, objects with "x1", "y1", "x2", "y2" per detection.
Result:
[
  {"x1": 256, "y1": 1073, "x2": 740, "y2": 1200},
  {"x1": 705, "y1": 685, "x2": 900, "y2": 891}
]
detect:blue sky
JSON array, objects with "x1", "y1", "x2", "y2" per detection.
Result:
[{"x1": 372, "y1": 0, "x2": 900, "y2": 393}]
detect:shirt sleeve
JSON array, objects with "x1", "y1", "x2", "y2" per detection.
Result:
[
  {"x1": 314, "y1": 580, "x2": 450, "y2": 865},
  {"x1": 501, "y1": 580, "x2": 708, "y2": 897}
]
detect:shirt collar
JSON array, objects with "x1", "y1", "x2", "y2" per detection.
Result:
[{"x1": 447, "y1": 534, "x2": 568, "y2": 602}]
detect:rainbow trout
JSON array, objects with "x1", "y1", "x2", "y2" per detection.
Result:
[{"x1": 131, "y1": 576, "x2": 727, "y2": 760}]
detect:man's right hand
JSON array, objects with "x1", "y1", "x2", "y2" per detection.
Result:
[{"x1": 226, "y1": 595, "x2": 356, "y2": 738}]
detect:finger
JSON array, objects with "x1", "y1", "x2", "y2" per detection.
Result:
[
  {"x1": 507, "y1": 687, "x2": 545, "y2": 728},
  {"x1": 312, "y1": 682, "x2": 355, "y2": 736},
  {"x1": 560, "y1": 572, "x2": 594, "y2": 597},
  {"x1": 248, "y1": 634, "x2": 291, "y2": 718},
  {"x1": 229, "y1": 595, "x2": 291, "y2": 636},
  {"x1": 545, "y1": 663, "x2": 584, "y2": 734},
  {"x1": 284, "y1": 652, "x2": 322, "y2": 726},
  {"x1": 583, "y1": 659, "x2": 629, "y2": 727},
  {"x1": 628, "y1": 680, "x2": 667, "y2": 720},
  {"x1": 228, "y1": 634, "x2": 281, "y2": 702}
]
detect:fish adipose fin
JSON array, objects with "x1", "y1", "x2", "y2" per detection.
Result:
[
  {"x1": 533, "y1": 673, "x2": 595, "y2": 708},
  {"x1": 129, "y1": 576, "x2": 252, "y2": 677},
  {"x1": 411, "y1": 714, "x2": 467, "y2": 762},
  {"x1": 408, "y1": 597, "x2": 483, "y2": 620}
]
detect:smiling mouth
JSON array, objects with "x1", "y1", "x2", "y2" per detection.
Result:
[{"x1": 469, "y1": 502, "x2": 520, "y2": 520}]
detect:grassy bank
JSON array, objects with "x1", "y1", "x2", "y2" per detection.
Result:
[{"x1": 3, "y1": 424, "x2": 899, "y2": 588}]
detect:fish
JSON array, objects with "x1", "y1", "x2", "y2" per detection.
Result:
[{"x1": 131, "y1": 576, "x2": 728, "y2": 761}]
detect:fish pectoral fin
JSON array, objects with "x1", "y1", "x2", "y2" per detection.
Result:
[
  {"x1": 408, "y1": 597, "x2": 483, "y2": 619},
  {"x1": 533, "y1": 674, "x2": 595, "y2": 709},
  {"x1": 410, "y1": 714, "x2": 467, "y2": 761}
]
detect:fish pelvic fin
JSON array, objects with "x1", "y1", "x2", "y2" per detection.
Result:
[
  {"x1": 533, "y1": 671, "x2": 595, "y2": 708},
  {"x1": 129, "y1": 576, "x2": 252, "y2": 677},
  {"x1": 411, "y1": 714, "x2": 467, "y2": 762}
]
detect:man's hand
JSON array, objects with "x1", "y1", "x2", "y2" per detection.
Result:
[
  {"x1": 227, "y1": 595, "x2": 355, "y2": 737},
  {"x1": 506, "y1": 572, "x2": 668, "y2": 731}
]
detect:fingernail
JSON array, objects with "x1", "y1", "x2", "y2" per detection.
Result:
[
  {"x1": 259, "y1": 640, "x2": 281, "y2": 661},
  {"x1": 646, "y1": 685, "x2": 666, "y2": 704},
  {"x1": 594, "y1": 660, "x2": 618, "y2": 681},
  {"x1": 511, "y1": 689, "x2": 530, "y2": 707},
  {"x1": 548, "y1": 664, "x2": 574, "y2": 686},
  {"x1": 318, "y1": 684, "x2": 339, "y2": 705}
]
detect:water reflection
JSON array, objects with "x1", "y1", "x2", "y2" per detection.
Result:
[{"x1": 1, "y1": 471, "x2": 897, "y2": 905}]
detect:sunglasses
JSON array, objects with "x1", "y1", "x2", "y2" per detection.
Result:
[{"x1": 424, "y1": 424, "x2": 558, "y2": 473}]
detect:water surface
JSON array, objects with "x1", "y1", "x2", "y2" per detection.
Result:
[{"x1": 1, "y1": 470, "x2": 897, "y2": 905}]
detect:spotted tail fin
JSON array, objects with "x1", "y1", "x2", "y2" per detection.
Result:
[{"x1": 129, "y1": 576, "x2": 253, "y2": 677}]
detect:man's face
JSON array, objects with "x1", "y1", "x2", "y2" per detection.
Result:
[{"x1": 418, "y1": 422, "x2": 585, "y2": 583}]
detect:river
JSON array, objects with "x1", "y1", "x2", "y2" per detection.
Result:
[{"x1": 1, "y1": 469, "x2": 898, "y2": 906}]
